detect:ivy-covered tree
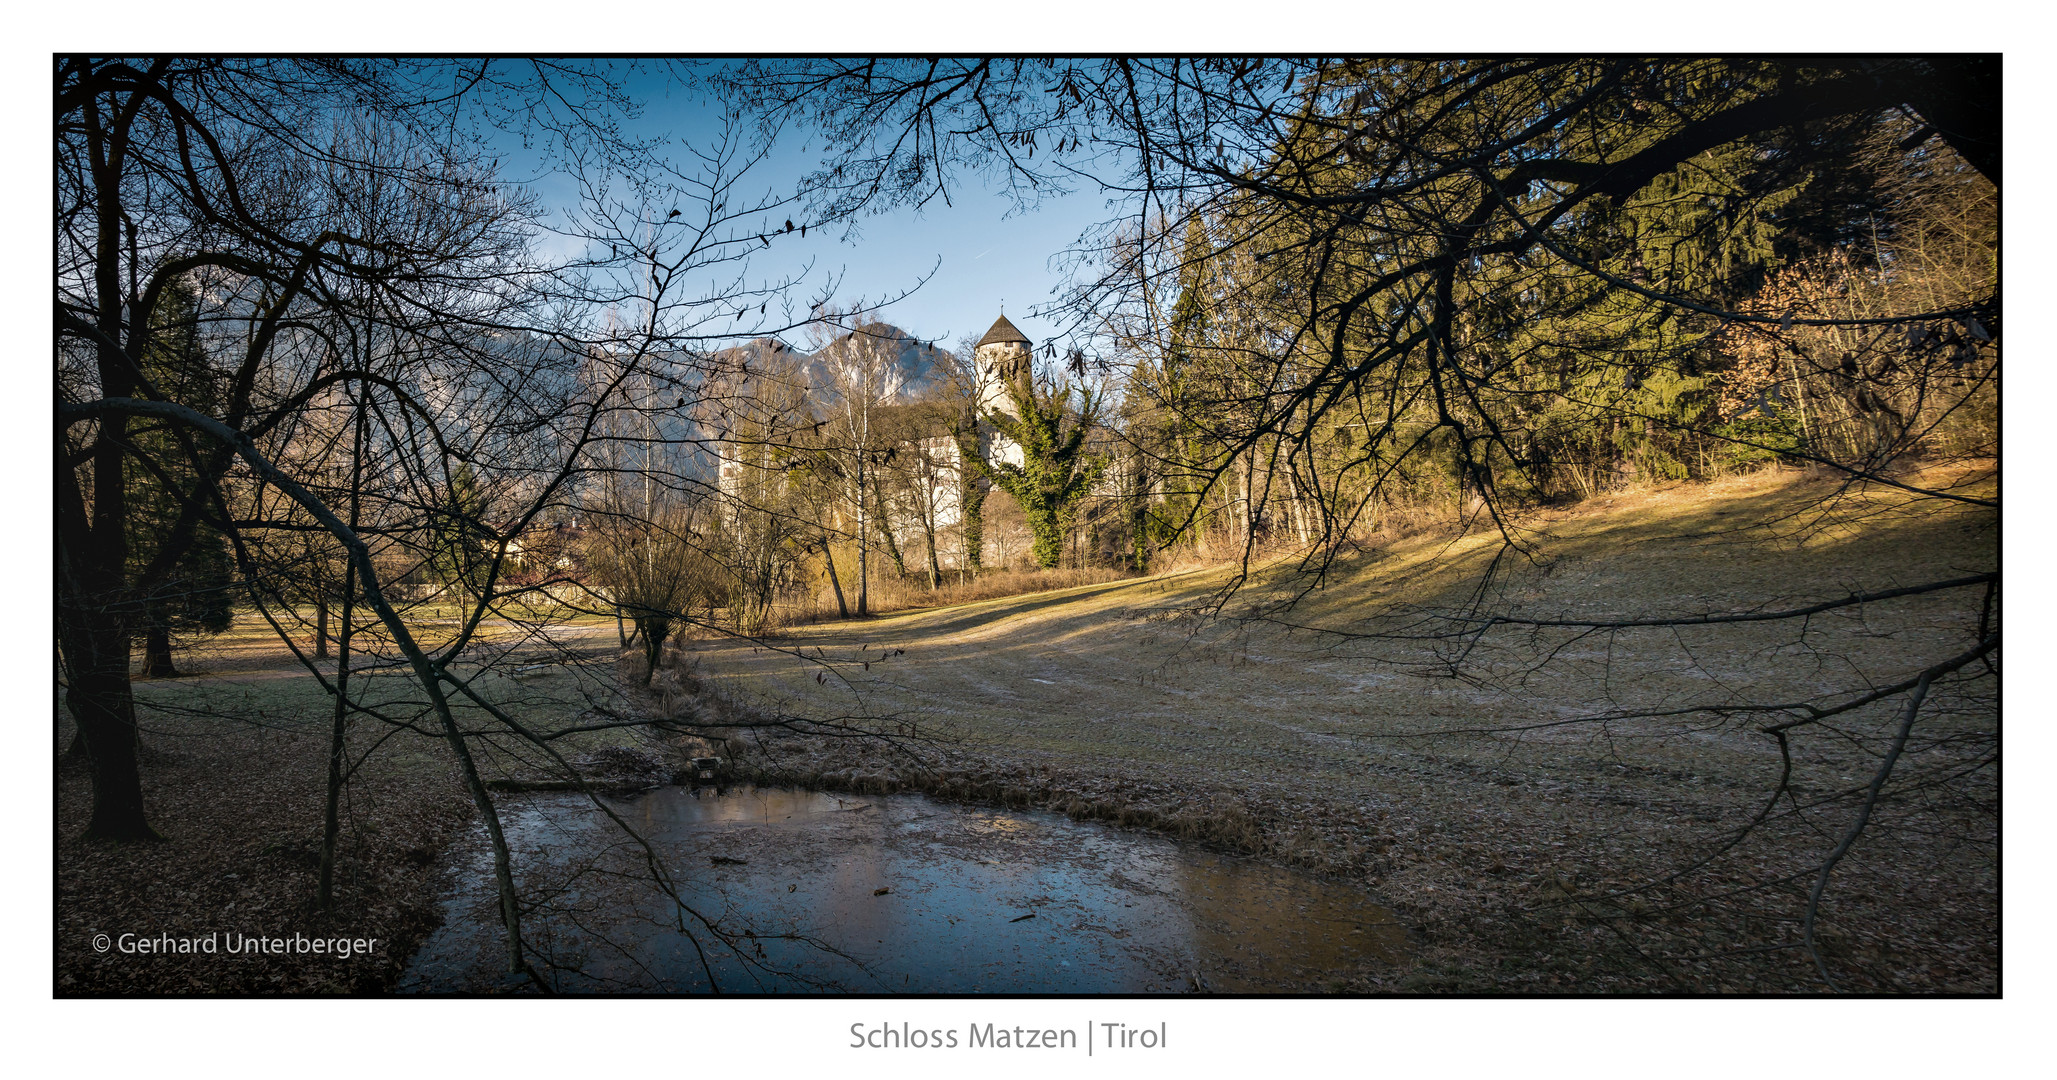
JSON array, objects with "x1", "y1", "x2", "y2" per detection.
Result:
[
  {"x1": 972, "y1": 366, "x2": 1107, "y2": 569},
  {"x1": 952, "y1": 409, "x2": 989, "y2": 572}
]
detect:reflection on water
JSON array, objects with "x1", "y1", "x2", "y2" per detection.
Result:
[{"x1": 400, "y1": 785, "x2": 1407, "y2": 993}]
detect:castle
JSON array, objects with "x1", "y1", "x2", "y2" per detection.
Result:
[{"x1": 712, "y1": 311, "x2": 1041, "y2": 570}]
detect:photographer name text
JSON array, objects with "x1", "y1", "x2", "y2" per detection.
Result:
[{"x1": 92, "y1": 932, "x2": 379, "y2": 959}]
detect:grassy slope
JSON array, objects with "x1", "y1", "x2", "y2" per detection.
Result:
[{"x1": 698, "y1": 464, "x2": 1998, "y2": 992}]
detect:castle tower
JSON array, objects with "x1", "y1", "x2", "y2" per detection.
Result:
[
  {"x1": 973, "y1": 313, "x2": 1031, "y2": 467},
  {"x1": 974, "y1": 313, "x2": 1031, "y2": 419}
]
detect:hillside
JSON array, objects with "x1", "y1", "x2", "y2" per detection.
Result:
[{"x1": 693, "y1": 464, "x2": 1999, "y2": 992}]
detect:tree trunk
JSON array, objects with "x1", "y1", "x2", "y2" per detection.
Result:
[
  {"x1": 820, "y1": 536, "x2": 848, "y2": 618},
  {"x1": 1287, "y1": 462, "x2": 1314, "y2": 546},
  {"x1": 59, "y1": 605, "x2": 158, "y2": 841},
  {"x1": 59, "y1": 400, "x2": 158, "y2": 840},
  {"x1": 962, "y1": 479, "x2": 986, "y2": 572},
  {"x1": 1129, "y1": 459, "x2": 1151, "y2": 573},
  {"x1": 856, "y1": 489, "x2": 870, "y2": 618},
  {"x1": 922, "y1": 515, "x2": 941, "y2": 590},
  {"x1": 313, "y1": 594, "x2": 331, "y2": 659},
  {"x1": 1237, "y1": 451, "x2": 1252, "y2": 550},
  {"x1": 873, "y1": 485, "x2": 907, "y2": 578},
  {"x1": 855, "y1": 499, "x2": 872, "y2": 613},
  {"x1": 321, "y1": 389, "x2": 367, "y2": 912},
  {"x1": 637, "y1": 615, "x2": 671, "y2": 686},
  {"x1": 420, "y1": 672, "x2": 528, "y2": 975},
  {"x1": 64, "y1": 81, "x2": 181, "y2": 843},
  {"x1": 1028, "y1": 505, "x2": 1067, "y2": 569},
  {"x1": 319, "y1": 580, "x2": 355, "y2": 910},
  {"x1": 143, "y1": 616, "x2": 179, "y2": 678}
]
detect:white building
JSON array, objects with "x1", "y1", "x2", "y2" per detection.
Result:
[
  {"x1": 712, "y1": 312, "x2": 1042, "y2": 568},
  {"x1": 971, "y1": 313, "x2": 1031, "y2": 470}
]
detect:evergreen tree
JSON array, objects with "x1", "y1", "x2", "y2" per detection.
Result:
[
  {"x1": 429, "y1": 462, "x2": 493, "y2": 598},
  {"x1": 126, "y1": 281, "x2": 234, "y2": 677}
]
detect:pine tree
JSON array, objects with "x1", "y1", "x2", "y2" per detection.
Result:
[
  {"x1": 126, "y1": 281, "x2": 235, "y2": 678},
  {"x1": 429, "y1": 462, "x2": 492, "y2": 598}
]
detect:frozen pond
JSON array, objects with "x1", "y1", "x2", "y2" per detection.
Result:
[{"x1": 400, "y1": 784, "x2": 1408, "y2": 993}]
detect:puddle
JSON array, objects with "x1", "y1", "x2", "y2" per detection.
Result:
[{"x1": 399, "y1": 785, "x2": 1408, "y2": 993}]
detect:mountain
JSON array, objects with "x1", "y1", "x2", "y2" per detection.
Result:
[{"x1": 711, "y1": 323, "x2": 956, "y2": 409}]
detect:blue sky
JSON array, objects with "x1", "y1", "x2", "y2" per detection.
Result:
[{"x1": 499, "y1": 62, "x2": 1123, "y2": 357}]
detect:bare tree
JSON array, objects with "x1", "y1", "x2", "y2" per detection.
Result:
[
  {"x1": 58, "y1": 58, "x2": 915, "y2": 989},
  {"x1": 720, "y1": 57, "x2": 1999, "y2": 988},
  {"x1": 809, "y1": 320, "x2": 918, "y2": 614}
]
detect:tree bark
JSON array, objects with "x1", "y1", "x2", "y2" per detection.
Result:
[
  {"x1": 1129, "y1": 459, "x2": 1151, "y2": 573},
  {"x1": 820, "y1": 536, "x2": 849, "y2": 618},
  {"x1": 922, "y1": 514, "x2": 941, "y2": 590},
  {"x1": 59, "y1": 591, "x2": 158, "y2": 840},
  {"x1": 313, "y1": 594, "x2": 331, "y2": 659},
  {"x1": 637, "y1": 615, "x2": 671, "y2": 686},
  {"x1": 320, "y1": 387, "x2": 367, "y2": 911},
  {"x1": 873, "y1": 484, "x2": 907, "y2": 578},
  {"x1": 962, "y1": 480, "x2": 986, "y2": 573},
  {"x1": 318, "y1": 581, "x2": 355, "y2": 909},
  {"x1": 855, "y1": 460, "x2": 870, "y2": 616},
  {"x1": 58, "y1": 300, "x2": 157, "y2": 838},
  {"x1": 142, "y1": 618, "x2": 179, "y2": 678},
  {"x1": 57, "y1": 86, "x2": 154, "y2": 843}
]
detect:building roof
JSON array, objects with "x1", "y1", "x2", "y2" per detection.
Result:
[{"x1": 976, "y1": 313, "x2": 1031, "y2": 348}]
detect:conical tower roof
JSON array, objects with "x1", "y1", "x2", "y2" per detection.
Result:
[{"x1": 976, "y1": 313, "x2": 1031, "y2": 348}]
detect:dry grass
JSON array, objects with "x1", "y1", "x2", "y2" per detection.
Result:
[
  {"x1": 772, "y1": 565, "x2": 1136, "y2": 627},
  {"x1": 694, "y1": 462, "x2": 1999, "y2": 993},
  {"x1": 59, "y1": 462, "x2": 1996, "y2": 994}
]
